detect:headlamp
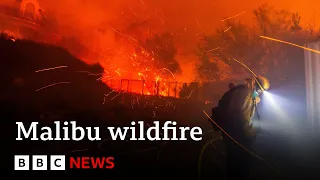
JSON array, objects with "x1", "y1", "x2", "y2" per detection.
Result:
[
  {"x1": 252, "y1": 90, "x2": 259, "y2": 98},
  {"x1": 253, "y1": 75, "x2": 270, "y2": 92}
]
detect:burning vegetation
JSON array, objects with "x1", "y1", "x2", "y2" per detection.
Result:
[
  {"x1": 1, "y1": 0, "x2": 320, "y2": 101},
  {"x1": 2, "y1": 2, "x2": 320, "y2": 178},
  {"x1": 0, "y1": 0, "x2": 188, "y2": 97}
]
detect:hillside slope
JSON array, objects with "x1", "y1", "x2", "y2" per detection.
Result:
[{"x1": 0, "y1": 33, "x2": 112, "y2": 119}]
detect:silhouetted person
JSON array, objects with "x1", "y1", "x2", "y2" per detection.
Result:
[
  {"x1": 214, "y1": 76, "x2": 270, "y2": 180},
  {"x1": 211, "y1": 82, "x2": 235, "y2": 130},
  {"x1": 211, "y1": 82, "x2": 237, "y2": 130}
]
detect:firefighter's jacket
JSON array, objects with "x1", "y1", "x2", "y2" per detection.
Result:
[{"x1": 215, "y1": 82, "x2": 257, "y2": 142}]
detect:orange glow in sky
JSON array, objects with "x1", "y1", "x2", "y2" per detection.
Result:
[{"x1": 1, "y1": 0, "x2": 319, "y2": 96}]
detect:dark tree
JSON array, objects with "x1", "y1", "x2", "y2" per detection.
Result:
[
  {"x1": 179, "y1": 82, "x2": 199, "y2": 100},
  {"x1": 196, "y1": 4, "x2": 320, "y2": 83},
  {"x1": 290, "y1": 12, "x2": 302, "y2": 32},
  {"x1": 141, "y1": 33, "x2": 181, "y2": 74}
]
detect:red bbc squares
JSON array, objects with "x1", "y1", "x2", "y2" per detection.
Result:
[{"x1": 14, "y1": 155, "x2": 115, "y2": 170}]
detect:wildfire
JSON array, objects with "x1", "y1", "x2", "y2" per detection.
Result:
[
  {"x1": 0, "y1": 1, "x2": 188, "y2": 99},
  {"x1": 100, "y1": 48, "x2": 182, "y2": 97}
]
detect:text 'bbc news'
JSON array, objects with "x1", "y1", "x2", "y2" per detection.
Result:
[{"x1": 14, "y1": 155, "x2": 115, "y2": 170}]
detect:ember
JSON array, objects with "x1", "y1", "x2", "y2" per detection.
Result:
[{"x1": 0, "y1": 0, "x2": 187, "y2": 98}]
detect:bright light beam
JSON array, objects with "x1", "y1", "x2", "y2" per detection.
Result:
[
  {"x1": 262, "y1": 91, "x2": 277, "y2": 106},
  {"x1": 260, "y1": 36, "x2": 320, "y2": 54},
  {"x1": 262, "y1": 91, "x2": 289, "y2": 122}
]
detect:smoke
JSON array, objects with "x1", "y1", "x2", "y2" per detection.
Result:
[
  {"x1": 39, "y1": 0, "x2": 127, "y2": 50},
  {"x1": 2, "y1": 0, "x2": 320, "y2": 83},
  {"x1": 36, "y1": 0, "x2": 202, "y2": 82}
]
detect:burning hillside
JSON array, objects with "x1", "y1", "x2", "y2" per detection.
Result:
[
  {"x1": 0, "y1": 0, "x2": 199, "y2": 98},
  {"x1": 2, "y1": 0, "x2": 319, "y2": 101}
]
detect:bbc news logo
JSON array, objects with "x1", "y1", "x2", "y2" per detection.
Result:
[
  {"x1": 14, "y1": 155, "x2": 115, "y2": 170},
  {"x1": 14, "y1": 155, "x2": 65, "y2": 170}
]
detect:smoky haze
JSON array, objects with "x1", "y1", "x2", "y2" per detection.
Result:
[
  {"x1": 3, "y1": 0, "x2": 320, "y2": 82},
  {"x1": 36, "y1": 0, "x2": 320, "y2": 48}
]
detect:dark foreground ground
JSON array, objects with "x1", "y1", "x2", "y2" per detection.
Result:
[
  {"x1": 4, "y1": 100, "x2": 320, "y2": 180},
  {"x1": 5, "y1": 116, "x2": 320, "y2": 180},
  {"x1": 1, "y1": 35, "x2": 320, "y2": 179}
]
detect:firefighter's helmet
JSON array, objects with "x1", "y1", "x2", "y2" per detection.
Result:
[{"x1": 255, "y1": 76, "x2": 270, "y2": 91}]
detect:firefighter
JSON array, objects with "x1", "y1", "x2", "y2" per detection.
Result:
[
  {"x1": 215, "y1": 76, "x2": 270, "y2": 180},
  {"x1": 211, "y1": 82, "x2": 237, "y2": 130}
]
